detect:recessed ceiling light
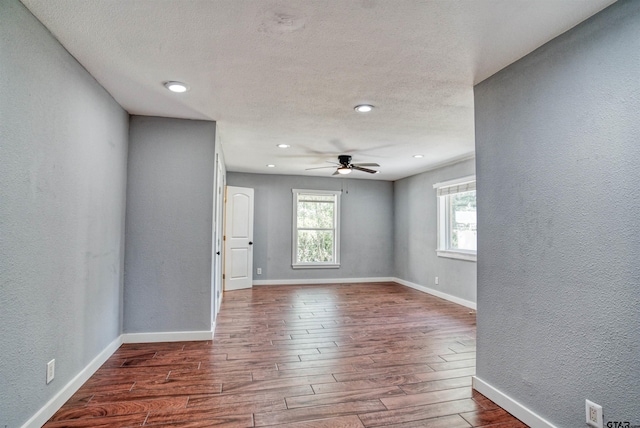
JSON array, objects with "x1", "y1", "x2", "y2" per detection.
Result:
[
  {"x1": 266, "y1": 164, "x2": 276, "y2": 168},
  {"x1": 413, "y1": 154, "x2": 424, "y2": 158},
  {"x1": 276, "y1": 144, "x2": 290, "y2": 149},
  {"x1": 163, "y1": 81, "x2": 189, "y2": 93},
  {"x1": 354, "y1": 104, "x2": 374, "y2": 113}
]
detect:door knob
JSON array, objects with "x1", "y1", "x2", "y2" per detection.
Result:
[
  {"x1": 216, "y1": 251, "x2": 220, "y2": 255},
  {"x1": 249, "y1": 241, "x2": 253, "y2": 245}
]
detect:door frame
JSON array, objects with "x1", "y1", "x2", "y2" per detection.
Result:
[{"x1": 212, "y1": 153, "x2": 225, "y2": 329}]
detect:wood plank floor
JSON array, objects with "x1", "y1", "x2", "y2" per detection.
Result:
[{"x1": 45, "y1": 282, "x2": 528, "y2": 427}]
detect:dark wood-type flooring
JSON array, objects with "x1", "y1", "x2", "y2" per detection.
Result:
[{"x1": 45, "y1": 282, "x2": 527, "y2": 427}]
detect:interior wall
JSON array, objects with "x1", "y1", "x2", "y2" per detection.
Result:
[
  {"x1": 226, "y1": 173, "x2": 394, "y2": 281},
  {"x1": 124, "y1": 116, "x2": 215, "y2": 333},
  {"x1": 0, "y1": 1, "x2": 129, "y2": 426},
  {"x1": 393, "y1": 158, "x2": 477, "y2": 304},
  {"x1": 474, "y1": 0, "x2": 640, "y2": 425}
]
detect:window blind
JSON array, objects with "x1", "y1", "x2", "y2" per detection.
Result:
[{"x1": 436, "y1": 180, "x2": 476, "y2": 196}]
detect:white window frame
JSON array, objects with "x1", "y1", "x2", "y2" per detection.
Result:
[
  {"x1": 292, "y1": 189, "x2": 341, "y2": 269},
  {"x1": 433, "y1": 175, "x2": 477, "y2": 262}
]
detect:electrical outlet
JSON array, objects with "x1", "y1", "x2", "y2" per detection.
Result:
[
  {"x1": 46, "y1": 359, "x2": 55, "y2": 384},
  {"x1": 435, "y1": 276, "x2": 439, "y2": 285},
  {"x1": 257, "y1": 267, "x2": 262, "y2": 275},
  {"x1": 586, "y1": 399, "x2": 603, "y2": 428}
]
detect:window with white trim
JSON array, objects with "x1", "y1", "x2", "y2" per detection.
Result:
[
  {"x1": 292, "y1": 189, "x2": 340, "y2": 269},
  {"x1": 434, "y1": 176, "x2": 477, "y2": 261}
]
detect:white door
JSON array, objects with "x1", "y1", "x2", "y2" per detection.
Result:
[
  {"x1": 212, "y1": 156, "x2": 225, "y2": 324},
  {"x1": 224, "y1": 186, "x2": 254, "y2": 291}
]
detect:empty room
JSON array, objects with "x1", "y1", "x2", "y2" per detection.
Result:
[{"x1": 1, "y1": 1, "x2": 638, "y2": 427}]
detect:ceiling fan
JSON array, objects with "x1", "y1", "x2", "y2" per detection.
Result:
[{"x1": 306, "y1": 155, "x2": 380, "y2": 175}]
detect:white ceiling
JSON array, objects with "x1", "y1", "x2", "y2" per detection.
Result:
[{"x1": 22, "y1": 0, "x2": 615, "y2": 181}]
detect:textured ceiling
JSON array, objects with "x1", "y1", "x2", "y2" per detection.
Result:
[{"x1": 22, "y1": 0, "x2": 615, "y2": 180}]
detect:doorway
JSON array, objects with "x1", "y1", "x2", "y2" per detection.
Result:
[{"x1": 212, "y1": 154, "x2": 225, "y2": 328}]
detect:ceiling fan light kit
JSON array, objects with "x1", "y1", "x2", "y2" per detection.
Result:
[
  {"x1": 305, "y1": 155, "x2": 380, "y2": 176},
  {"x1": 335, "y1": 155, "x2": 379, "y2": 175}
]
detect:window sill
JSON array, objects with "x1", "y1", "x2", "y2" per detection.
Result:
[
  {"x1": 436, "y1": 250, "x2": 477, "y2": 262},
  {"x1": 292, "y1": 263, "x2": 340, "y2": 269}
]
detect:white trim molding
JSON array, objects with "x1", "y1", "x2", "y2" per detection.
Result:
[
  {"x1": 472, "y1": 377, "x2": 558, "y2": 428},
  {"x1": 291, "y1": 189, "x2": 342, "y2": 269},
  {"x1": 122, "y1": 330, "x2": 214, "y2": 343},
  {"x1": 393, "y1": 277, "x2": 476, "y2": 310},
  {"x1": 253, "y1": 277, "x2": 395, "y2": 286},
  {"x1": 21, "y1": 336, "x2": 123, "y2": 428},
  {"x1": 436, "y1": 249, "x2": 477, "y2": 262},
  {"x1": 434, "y1": 175, "x2": 477, "y2": 261},
  {"x1": 252, "y1": 277, "x2": 477, "y2": 310},
  {"x1": 24, "y1": 329, "x2": 215, "y2": 427},
  {"x1": 20, "y1": 276, "x2": 478, "y2": 428},
  {"x1": 291, "y1": 263, "x2": 340, "y2": 269}
]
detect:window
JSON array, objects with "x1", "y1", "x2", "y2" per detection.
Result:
[
  {"x1": 434, "y1": 176, "x2": 477, "y2": 261},
  {"x1": 292, "y1": 189, "x2": 341, "y2": 268}
]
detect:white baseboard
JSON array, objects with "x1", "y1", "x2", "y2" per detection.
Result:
[
  {"x1": 251, "y1": 277, "x2": 477, "y2": 311},
  {"x1": 472, "y1": 376, "x2": 558, "y2": 428},
  {"x1": 23, "y1": 277, "x2": 474, "y2": 428},
  {"x1": 122, "y1": 330, "x2": 214, "y2": 343},
  {"x1": 252, "y1": 277, "x2": 395, "y2": 286},
  {"x1": 24, "y1": 329, "x2": 215, "y2": 427},
  {"x1": 22, "y1": 335, "x2": 123, "y2": 428},
  {"x1": 392, "y1": 277, "x2": 477, "y2": 310}
]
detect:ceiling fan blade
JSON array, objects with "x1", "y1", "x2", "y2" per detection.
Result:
[
  {"x1": 352, "y1": 162, "x2": 380, "y2": 167},
  {"x1": 332, "y1": 170, "x2": 340, "y2": 176},
  {"x1": 306, "y1": 165, "x2": 338, "y2": 170},
  {"x1": 351, "y1": 165, "x2": 379, "y2": 174}
]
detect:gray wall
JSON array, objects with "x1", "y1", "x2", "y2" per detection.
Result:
[
  {"x1": 0, "y1": 1, "x2": 129, "y2": 426},
  {"x1": 227, "y1": 173, "x2": 394, "y2": 281},
  {"x1": 124, "y1": 117, "x2": 215, "y2": 333},
  {"x1": 475, "y1": 1, "x2": 640, "y2": 426},
  {"x1": 394, "y1": 159, "x2": 476, "y2": 304}
]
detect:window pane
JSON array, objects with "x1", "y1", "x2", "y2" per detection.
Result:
[
  {"x1": 449, "y1": 190, "x2": 477, "y2": 251},
  {"x1": 297, "y1": 230, "x2": 334, "y2": 263},
  {"x1": 292, "y1": 189, "x2": 340, "y2": 267},
  {"x1": 297, "y1": 200, "x2": 334, "y2": 229}
]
